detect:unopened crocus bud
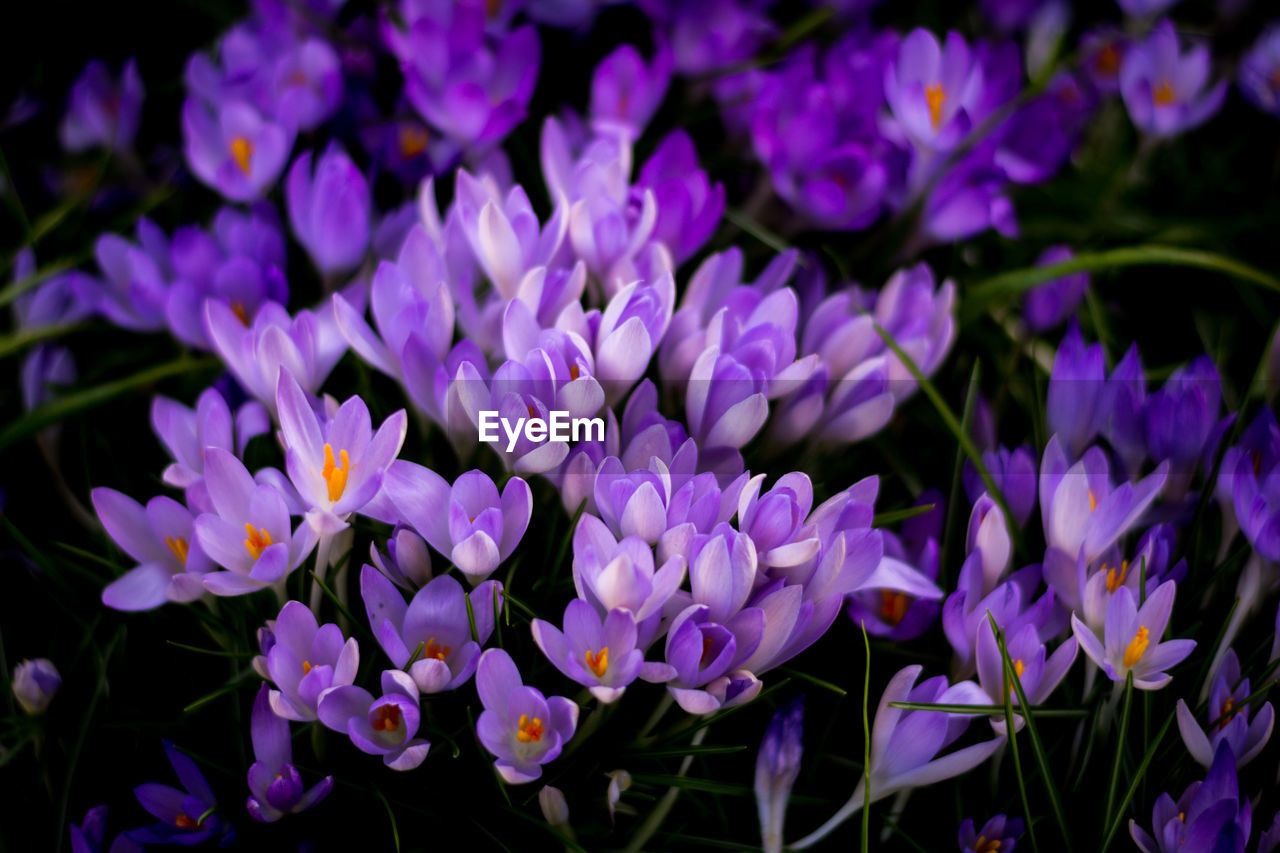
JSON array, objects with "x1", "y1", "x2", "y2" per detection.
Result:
[
  {"x1": 539, "y1": 785, "x2": 570, "y2": 828},
  {"x1": 755, "y1": 696, "x2": 804, "y2": 853},
  {"x1": 606, "y1": 770, "x2": 633, "y2": 823},
  {"x1": 13, "y1": 658, "x2": 61, "y2": 714}
]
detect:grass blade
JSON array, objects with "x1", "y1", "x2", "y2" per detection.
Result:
[
  {"x1": 861, "y1": 622, "x2": 871, "y2": 853},
  {"x1": 1103, "y1": 675, "x2": 1134, "y2": 837},
  {"x1": 1100, "y1": 714, "x2": 1175, "y2": 852},
  {"x1": 993, "y1": 618, "x2": 1039, "y2": 853}
]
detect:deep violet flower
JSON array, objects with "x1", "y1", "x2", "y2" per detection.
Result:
[
  {"x1": 1240, "y1": 25, "x2": 1280, "y2": 118},
  {"x1": 634, "y1": 131, "x2": 725, "y2": 264},
  {"x1": 70, "y1": 805, "x2": 143, "y2": 853},
  {"x1": 1023, "y1": 246, "x2": 1088, "y2": 333},
  {"x1": 756, "y1": 697, "x2": 804, "y2": 853},
  {"x1": 590, "y1": 40, "x2": 672, "y2": 139},
  {"x1": 318, "y1": 670, "x2": 430, "y2": 770},
  {"x1": 261, "y1": 600, "x2": 358, "y2": 722},
  {"x1": 92, "y1": 488, "x2": 214, "y2": 610},
  {"x1": 959, "y1": 815, "x2": 1024, "y2": 853},
  {"x1": 127, "y1": 741, "x2": 230, "y2": 845},
  {"x1": 974, "y1": 621, "x2": 1077, "y2": 733},
  {"x1": 12, "y1": 658, "x2": 60, "y2": 715},
  {"x1": 531, "y1": 599, "x2": 646, "y2": 703},
  {"x1": 1119, "y1": 20, "x2": 1226, "y2": 139},
  {"x1": 247, "y1": 685, "x2": 334, "y2": 821},
  {"x1": 1071, "y1": 581, "x2": 1195, "y2": 689},
  {"x1": 60, "y1": 58, "x2": 144, "y2": 152},
  {"x1": 475, "y1": 648, "x2": 579, "y2": 784},
  {"x1": 286, "y1": 144, "x2": 371, "y2": 275},
  {"x1": 1175, "y1": 650, "x2": 1274, "y2": 769},
  {"x1": 1130, "y1": 742, "x2": 1251, "y2": 853}
]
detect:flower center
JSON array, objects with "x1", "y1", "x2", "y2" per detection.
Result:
[
  {"x1": 1088, "y1": 490, "x2": 1097, "y2": 512},
  {"x1": 165, "y1": 535, "x2": 189, "y2": 565},
  {"x1": 1123, "y1": 625, "x2": 1150, "y2": 669},
  {"x1": 879, "y1": 590, "x2": 909, "y2": 625},
  {"x1": 230, "y1": 300, "x2": 250, "y2": 325},
  {"x1": 243, "y1": 523, "x2": 274, "y2": 560},
  {"x1": 1003, "y1": 658, "x2": 1026, "y2": 698},
  {"x1": 1153, "y1": 79, "x2": 1177, "y2": 106},
  {"x1": 517, "y1": 713, "x2": 544, "y2": 743},
  {"x1": 229, "y1": 136, "x2": 254, "y2": 175},
  {"x1": 974, "y1": 837, "x2": 1002, "y2": 853},
  {"x1": 399, "y1": 124, "x2": 429, "y2": 159},
  {"x1": 322, "y1": 443, "x2": 351, "y2": 503},
  {"x1": 527, "y1": 405, "x2": 537, "y2": 419},
  {"x1": 585, "y1": 647, "x2": 609, "y2": 678},
  {"x1": 424, "y1": 637, "x2": 450, "y2": 661},
  {"x1": 372, "y1": 704, "x2": 402, "y2": 732},
  {"x1": 1218, "y1": 697, "x2": 1237, "y2": 729},
  {"x1": 925, "y1": 83, "x2": 947, "y2": 129},
  {"x1": 174, "y1": 813, "x2": 200, "y2": 830},
  {"x1": 1104, "y1": 560, "x2": 1131, "y2": 593},
  {"x1": 1094, "y1": 43, "x2": 1120, "y2": 76},
  {"x1": 302, "y1": 660, "x2": 313, "y2": 675},
  {"x1": 699, "y1": 636, "x2": 714, "y2": 667},
  {"x1": 569, "y1": 364, "x2": 580, "y2": 380}
]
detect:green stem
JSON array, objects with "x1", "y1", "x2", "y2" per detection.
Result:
[
  {"x1": 1103, "y1": 674, "x2": 1134, "y2": 836},
  {"x1": 623, "y1": 727, "x2": 708, "y2": 853}
]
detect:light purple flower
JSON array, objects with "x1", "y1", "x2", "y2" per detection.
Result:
[
  {"x1": 963, "y1": 446, "x2": 1038, "y2": 529},
  {"x1": 1241, "y1": 25, "x2": 1280, "y2": 118},
  {"x1": 276, "y1": 371, "x2": 407, "y2": 535},
  {"x1": 286, "y1": 144, "x2": 371, "y2": 275},
  {"x1": 1175, "y1": 650, "x2": 1274, "y2": 769},
  {"x1": 974, "y1": 621, "x2": 1077, "y2": 733},
  {"x1": 884, "y1": 30, "x2": 987, "y2": 152},
  {"x1": 360, "y1": 566, "x2": 498, "y2": 693},
  {"x1": 635, "y1": 131, "x2": 724, "y2": 264},
  {"x1": 60, "y1": 58, "x2": 144, "y2": 152},
  {"x1": 193, "y1": 448, "x2": 318, "y2": 596},
  {"x1": 261, "y1": 600, "x2": 358, "y2": 721},
  {"x1": 590, "y1": 40, "x2": 672, "y2": 139},
  {"x1": 756, "y1": 696, "x2": 804, "y2": 853},
  {"x1": 572, "y1": 513, "x2": 687, "y2": 644},
  {"x1": 151, "y1": 388, "x2": 268, "y2": 514},
  {"x1": 1225, "y1": 408, "x2": 1280, "y2": 561},
  {"x1": 368, "y1": 526, "x2": 433, "y2": 591},
  {"x1": 1070, "y1": 580, "x2": 1195, "y2": 689},
  {"x1": 91, "y1": 219, "x2": 172, "y2": 332},
  {"x1": 318, "y1": 669, "x2": 430, "y2": 770},
  {"x1": 1144, "y1": 356, "x2": 1224, "y2": 500},
  {"x1": 271, "y1": 38, "x2": 343, "y2": 132},
  {"x1": 661, "y1": 603, "x2": 764, "y2": 714},
  {"x1": 92, "y1": 489, "x2": 214, "y2": 610},
  {"x1": 183, "y1": 98, "x2": 293, "y2": 201},
  {"x1": 247, "y1": 685, "x2": 334, "y2": 822},
  {"x1": 383, "y1": 462, "x2": 531, "y2": 582},
  {"x1": 1120, "y1": 19, "x2": 1226, "y2": 139},
  {"x1": 12, "y1": 658, "x2": 60, "y2": 715},
  {"x1": 475, "y1": 648, "x2": 579, "y2": 784},
  {"x1": 532, "y1": 599, "x2": 645, "y2": 703}
]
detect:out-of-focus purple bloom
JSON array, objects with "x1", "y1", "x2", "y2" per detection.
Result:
[
  {"x1": 318, "y1": 669, "x2": 430, "y2": 770},
  {"x1": 151, "y1": 388, "x2": 268, "y2": 514},
  {"x1": 1071, "y1": 580, "x2": 1194, "y2": 689},
  {"x1": 643, "y1": 0, "x2": 775, "y2": 75},
  {"x1": 382, "y1": 1, "x2": 540, "y2": 149},
  {"x1": 1176, "y1": 649, "x2": 1274, "y2": 769},
  {"x1": 963, "y1": 445, "x2": 1038, "y2": 529},
  {"x1": 276, "y1": 371, "x2": 407, "y2": 535},
  {"x1": 590, "y1": 41, "x2": 672, "y2": 139},
  {"x1": 183, "y1": 99, "x2": 293, "y2": 201},
  {"x1": 127, "y1": 741, "x2": 229, "y2": 845},
  {"x1": 1120, "y1": 20, "x2": 1226, "y2": 139},
  {"x1": 271, "y1": 38, "x2": 343, "y2": 132},
  {"x1": 756, "y1": 696, "x2": 804, "y2": 853},
  {"x1": 360, "y1": 567, "x2": 497, "y2": 693},
  {"x1": 1224, "y1": 407, "x2": 1280, "y2": 561},
  {"x1": 286, "y1": 144, "x2": 371, "y2": 275},
  {"x1": 92, "y1": 489, "x2": 214, "y2": 610},
  {"x1": 1145, "y1": 356, "x2": 1224, "y2": 500},
  {"x1": 247, "y1": 686, "x2": 333, "y2": 822},
  {"x1": 1081, "y1": 29, "x2": 1129, "y2": 95},
  {"x1": 475, "y1": 648, "x2": 579, "y2": 784},
  {"x1": 1023, "y1": 246, "x2": 1088, "y2": 333},
  {"x1": 974, "y1": 621, "x2": 1077, "y2": 733},
  {"x1": 1130, "y1": 742, "x2": 1251, "y2": 853},
  {"x1": 384, "y1": 463, "x2": 531, "y2": 582},
  {"x1": 193, "y1": 448, "x2": 318, "y2": 596},
  {"x1": 261, "y1": 601, "x2": 358, "y2": 721},
  {"x1": 1100, "y1": 344, "x2": 1148, "y2": 477},
  {"x1": 70, "y1": 805, "x2": 143, "y2": 853},
  {"x1": 60, "y1": 58, "x2": 144, "y2": 152},
  {"x1": 1117, "y1": 0, "x2": 1179, "y2": 18},
  {"x1": 997, "y1": 71, "x2": 1094, "y2": 186},
  {"x1": 885, "y1": 30, "x2": 987, "y2": 153},
  {"x1": 532, "y1": 599, "x2": 645, "y2": 703},
  {"x1": 1046, "y1": 322, "x2": 1106, "y2": 459},
  {"x1": 12, "y1": 658, "x2": 60, "y2": 715},
  {"x1": 91, "y1": 219, "x2": 173, "y2": 332},
  {"x1": 959, "y1": 815, "x2": 1024, "y2": 853},
  {"x1": 635, "y1": 131, "x2": 724, "y2": 264},
  {"x1": 1240, "y1": 26, "x2": 1280, "y2": 118}
]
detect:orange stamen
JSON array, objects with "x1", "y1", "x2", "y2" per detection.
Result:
[
  {"x1": 372, "y1": 704, "x2": 402, "y2": 732},
  {"x1": 302, "y1": 660, "x2": 313, "y2": 675},
  {"x1": 880, "y1": 591, "x2": 909, "y2": 626},
  {"x1": 1153, "y1": 79, "x2": 1177, "y2": 106},
  {"x1": 517, "y1": 713, "x2": 545, "y2": 743},
  {"x1": 585, "y1": 647, "x2": 609, "y2": 678},
  {"x1": 1123, "y1": 626, "x2": 1150, "y2": 669},
  {"x1": 321, "y1": 443, "x2": 350, "y2": 503},
  {"x1": 398, "y1": 124, "x2": 429, "y2": 159},
  {"x1": 424, "y1": 638, "x2": 451, "y2": 661},
  {"x1": 243, "y1": 523, "x2": 273, "y2": 560},
  {"x1": 230, "y1": 136, "x2": 254, "y2": 175},
  {"x1": 175, "y1": 813, "x2": 200, "y2": 830},
  {"x1": 1105, "y1": 560, "x2": 1131, "y2": 594},
  {"x1": 165, "y1": 536, "x2": 189, "y2": 565},
  {"x1": 925, "y1": 83, "x2": 947, "y2": 129}
]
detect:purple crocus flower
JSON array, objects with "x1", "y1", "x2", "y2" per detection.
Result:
[
  {"x1": 1176, "y1": 650, "x2": 1274, "y2": 769},
  {"x1": 368, "y1": 526, "x2": 433, "y2": 591},
  {"x1": 635, "y1": 131, "x2": 725, "y2": 264},
  {"x1": 91, "y1": 219, "x2": 172, "y2": 332},
  {"x1": 12, "y1": 658, "x2": 60, "y2": 715},
  {"x1": 756, "y1": 696, "x2": 804, "y2": 853},
  {"x1": 532, "y1": 599, "x2": 645, "y2": 703},
  {"x1": 60, "y1": 58, "x2": 144, "y2": 152},
  {"x1": 70, "y1": 805, "x2": 143, "y2": 853},
  {"x1": 1077, "y1": 524, "x2": 1182, "y2": 637},
  {"x1": 884, "y1": 30, "x2": 987, "y2": 152},
  {"x1": 1225, "y1": 408, "x2": 1280, "y2": 561},
  {"x1": 261, "y1": 600, "x2": 358, "y2": 721},
  {"x1": 1101, "y1": 343, "x2": 1149, "y2": 478},
  {"x1": 1120, "y1": 20, "x2": 1226, "y2": 139},
  {"x1": 1024, "y1": 246, "x2": 1088, "y2": 333},
  {"x1": 846, "y1": 502, "x2": 943, "y2": 640},
  {"x1": 1145, "y1": 356, "x2": 1224, "y2": 500},
  {"x1": 1046, "y1": 322, "x2": 1106, "y2": 459},
  {"x1": 1117, "y1": 0, "x2": 1180, "y2": 17},
  {"x1": 1130, "y1": 742, "x2": 1251, "y2": 853},
  {"x1": 318, "y1": 669, "x2": 430, "y2": 770},
  {"x1": 286, "y1": 144, "x2": 371, "y2": 275},
  {"x1": 959, "y1": 815, "x2": 1024, "y2": 853},
  {"x1": 475, "y1": 648, "x2": 579, "y2": 784},
  {"x1": 271, "y1": 38, "x2": 343, "y2": 132},
  {"x1": 590, "y1": 40, "x2": 672, "y2": 139},
  {"x1": 963, "y1": 445, "x2": 1038, "y2": 529},
  {"x1": 649, "y1": 0, "x2": 776, "y2": 75},
  {"x1": 276, "y1": 371, "x2": 407, "y2": 535},
  {"x1": 151, "y1": 388, "x2": 268, "y2": 514},
  {"x1": 1081, "y1": 29, "x2": 1129, "y2": 95},
  {"x1": 383, "y1": 463, "x2": 531, "y2": 583},
  {"x1": 127, "y1": 741, "x2": 229, "y2": 845},
  {"x1": 193, "y1": 448, "x2": 318, "y2": 596},
  {"x1": 1240, "y1": 25, "x2": 1280, "y2": 118},
  {"x1": 360, "y1": 567, "x2": 498, "y2": 693},
  {"x1": 1071, "y1": 580, "x2": 1195, "y2": 689},
  {"x1": 92, "y1": 489, "x2": 214, "y2": 610},
  {"x1": 974, "y1": 621, "x2": 1077, "y2": 733},
  {"x1": 246, "y1": 685, "x2": 333, "y2": 822},
  {"x1": 183, "y1": 98, "x2": 293, "y2": 201},
  {"x1": 659, "y1": 602, "x2": 765, "y2": 714}
]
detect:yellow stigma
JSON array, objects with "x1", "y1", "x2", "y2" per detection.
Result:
[
  {"x1": 517, "y1": 713, "x2": 545, "y2": 743},
  {"x1": 585, "y1": 647, "x2": 609, "y2": 679},
  {"x1": 975, "y1": 837, "x2": 1002, "y2": 853},
  {"x1": 321, "y1": 443, "x2": 351, "y2": 503},
  {"x1": 1088, "y1": 490, "x2": 1097, "y2": 512},
  {"x1": 302, "y1": 660, "x2": 312, "y2": 675},
  {"x1": 1218, "y1": 697, "x2": 1238, "y2": 729},
  {"x1": 699, "y1": 636, "x2": 714, "y2": 666},
  {"x1": 424, "y1": 638, "x2": 450, "y2": 661},
  {"x1": 230, "y1": 136, "x2": 254, "y2": 175},
  {"x1": 372, "y1": 703, "x2": 402, "y2": 732},
  {"x1": 1104, "y1": 560, "x2": 1131, "y2": 594},
  {"x1": 880, "y1": 590, "x2": 909, "y2": 626},
  {"x1": 1153, "y1": 79, "x2": 1177, "y2": 106},
  {"x1": 398, "y1": 124, "x2": 429, "y2": 159},
  {"x1": 925, "y1": 83, "x2": 947, "y2": 129},
  {"x1": 569, "y1": 364, "x2": 580, "y2": 380},
  {"x1": 230, "y1": 300, "x2": 250, "y2": 325},
  {"x1": 243, "y1": 523, "x2": 273, "y2": 560},
  {"x1": 1003, "y1": 658, "x2": 1026, "y2": 698},
  {"x1": 1094, "y1": 43, "x2": 1120, "y2": 76},
  {"x1": 1123, "y1": 625, "x2": 1150, "y2": 669},
  {"x1": 175, "y1": 813, "x2": 200, "y2": 830},
  {"x1": 165, "y1": 536, "x2": 189, "y2": 565}
]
